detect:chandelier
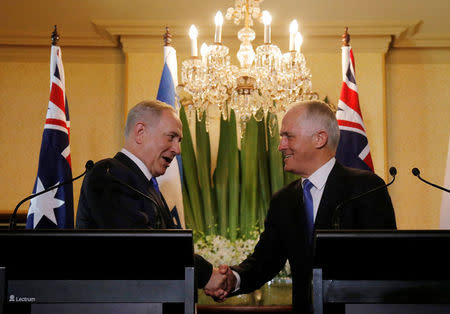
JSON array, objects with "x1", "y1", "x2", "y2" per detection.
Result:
[{"x1": 181, "y1": 0, "x2": 317, "y2": 133}]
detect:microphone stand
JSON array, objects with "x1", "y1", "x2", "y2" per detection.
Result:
[
  {"x1": 9, "y1": 160, "x2": 94, "y2": 230},
  {"x1": 105, "y1": 165, "x2": 159, "y2": 208},
  {"x1": 412, "y1": 168, "x2": 450, "y2": 193},
  {"x1": 332, "y1": 167, "x2": 397, "y2": 230}
]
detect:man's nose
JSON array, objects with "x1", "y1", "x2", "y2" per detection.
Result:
[
  {"x1": 173, "y1": 141, "x2": 181, "y2": 155},
  {"x1": 278, "y1": 137, "x2": 286, "y2": 152}
]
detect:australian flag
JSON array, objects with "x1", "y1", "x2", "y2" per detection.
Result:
[
  {"x1": 156, "y1": 45, "x2": 185, "y2": 229},
  {"x1": 336, "y1": 45, "x2": 374, "y2": 172},
  {"x1": 26, "y1": 45, "x2": 74, "y2": 229}
]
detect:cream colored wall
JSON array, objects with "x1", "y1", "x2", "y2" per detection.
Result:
[
  {"x1": 0, "y1": 46, "x2": 125, "y2": 216},
  {"x1": 1, "y1": 41, "x2": 449, "y2": 231},
  {"x1": 306, "y1": 51, "x2": 389, "y2": 178},
  {"x1": 386, "y1": 48, "x2": 450, "y2": 229}
]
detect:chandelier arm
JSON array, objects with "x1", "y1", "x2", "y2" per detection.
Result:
[{"x1": 245, "y1": 0, "x2": 250, "y2": 28}]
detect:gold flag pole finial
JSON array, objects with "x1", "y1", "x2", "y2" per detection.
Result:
[
  {"x1": 163, "y1": 26, "x2": 172, "y2": 46},
  {"x1": 342, "y1": 27, "x2": 350, "y2": 46},
  {"x1": 51, "y1": 25, "x2": 59, "y2": 46}
]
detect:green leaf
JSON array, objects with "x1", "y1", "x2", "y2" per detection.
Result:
[
  {"x1": 179, "y1": 107, "x2": 205, "y2": 233},
  {"x1": 267, "y1": 112, "x2": 284, "y2": 195},
  {"x1": 213, "y1": 114, "x2": 230, "y2": 237},
  {"x1": 239, "y1": 117, "x2": 259, "y2": 238},
  {"x1": 196, "y1": 113, "x2": 217, "y2": 235},
  {"x1": 227, "y1": 110, "x2": 240, "y2": 241},
  {"x1": 257, "y1": 118, "x2": 271, "y2": 229},
  {"x1": 182, "y1": 177, "x2": 196, "y2": 231}
]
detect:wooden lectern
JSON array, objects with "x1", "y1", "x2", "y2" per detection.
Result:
[{"x1": 312, "y1": 230, "x2": 450, "y2": 314}]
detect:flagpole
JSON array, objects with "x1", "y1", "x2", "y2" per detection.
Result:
[
  {"x1": 164, "y1": 26, "x2": 172, "y2": 46},
  {"x1": 342, "y1": 27, "x2": 350, "y2": 46},
  {"x1": 51, "y1": 25, "x2": 59, "y2": 46}
]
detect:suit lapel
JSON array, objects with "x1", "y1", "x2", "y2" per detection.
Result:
[
  {"x1": 147, "y1": 182, "x2": 174, "y2": 228},
  {"x1": 285, "y1": 179, "x2": 311, "y2": 247},
  {"x1": 315, "y1": 162, "x2": 346, "y2": 229},
  {"x1": 114, "y1": 152, "x2": 173, "y2": 227},
  {"x1": 114, "y1": 152, "x2": 149, "y2": 184}
]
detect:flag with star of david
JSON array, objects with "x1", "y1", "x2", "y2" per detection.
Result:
[
  {"x1": 335, "y1": 45, "x2": 374, "y2": 172},
  {"x1": 26, "y1": 45, "x2": 74, "y2": 229}
]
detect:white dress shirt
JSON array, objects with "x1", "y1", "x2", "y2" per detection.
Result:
[{"x1": 120, "y1": 148, "x2": 154, "y2": 182}]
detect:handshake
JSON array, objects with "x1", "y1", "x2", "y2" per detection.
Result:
[{"x1": 203, "y1": 265, "x2": 237, "y2": 302}]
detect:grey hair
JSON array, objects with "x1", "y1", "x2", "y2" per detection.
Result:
[
  {"x1": 295, "y1": 100, "x2": 340, "y2": 152},
  {"x1": 124, "y1": 100, "x2": 175, "y2": 137}
]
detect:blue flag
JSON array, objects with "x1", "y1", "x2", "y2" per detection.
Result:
[
  {"x1": 26, "y1": 45, "x2": 74, "y2": 229},
  {"x1": 156, "y1": 46, "x2": 185, "y2": 228}
]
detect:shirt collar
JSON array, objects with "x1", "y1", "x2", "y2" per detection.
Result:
[
  {"x1": 120, "y1": 148, "x2": 153, "y2": 181},
  {"x1": 302, "y1": 157, "x2": 336, "y2": 190}
]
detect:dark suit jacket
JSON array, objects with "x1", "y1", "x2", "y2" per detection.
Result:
[
  {"x1": 76, "y1": 152, "x2": 213, "y2": 288},
  {"x1": 231, "y1": 162, "x2": 397, "y2": 313}
]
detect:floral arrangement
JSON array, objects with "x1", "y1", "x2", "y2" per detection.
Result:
[{"x1": 194, "y1": 231, "x2": 291, "y2": 278}]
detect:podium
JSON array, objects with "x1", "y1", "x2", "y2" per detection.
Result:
[
  {"x1": 0, "y1": 230, "x2": 195, "y2": 314},
  {"x1": 312, "y1": 230, "x2": 450, "y2": 314}
]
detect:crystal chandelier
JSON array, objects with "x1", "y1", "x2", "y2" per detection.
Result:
[{"x1": 181, "y1": 0, "x2": 318, "y2": 133}]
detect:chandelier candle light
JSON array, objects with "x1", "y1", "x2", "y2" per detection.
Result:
[{"x1": 181, "y1": 0, "x2": 317, "y2": 135}]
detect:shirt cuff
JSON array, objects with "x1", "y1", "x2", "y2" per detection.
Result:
[{"x1": 232, "y1": 270, "x2": 241, "y2": 292}]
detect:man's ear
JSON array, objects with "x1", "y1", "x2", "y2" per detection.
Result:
[
  {"x1": 134, "y1": 122, "x2": 146, "y2": 144},
  {"x1": 314, "y1": 130, "x2": 328, "y2": 149}
]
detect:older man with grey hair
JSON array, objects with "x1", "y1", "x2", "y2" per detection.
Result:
[
  {"x1": 211, "y1": 100, "x2": 396, "y2": 313},
  {"x1": 77, "y1": 100, "x2": 229, "y2": 293}
]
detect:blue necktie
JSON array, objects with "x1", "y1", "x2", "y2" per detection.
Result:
[
  {"x1": 151, "y1": 177, "x2": 161, "y2": 195},
  {"x1": 303, "y1": 179, "x2": 314, "y2": 243}
]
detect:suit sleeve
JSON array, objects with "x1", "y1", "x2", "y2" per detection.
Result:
[
  {"x1": 76, "y1": 161, "x2": 150, "y2": 229},
  {"x1": 231, "y1": 197, "x2": 288, "y2": 294},
  {"x1": 194, "y1": 254, "x2": 213, "y2": 289},
  {"x1": 346, "y1": 173, "x2": 397, "y2": 229}
]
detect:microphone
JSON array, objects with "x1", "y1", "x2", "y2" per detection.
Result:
[
  {"x1": 412, "y1": 167, "x2": 450, "y2": 193},
  {"x1": 9, "y1": 160, "x2": 94, "y2": 230},
  {"x1": 332, "y1": 166, "x2": 397, "y2": 230}
]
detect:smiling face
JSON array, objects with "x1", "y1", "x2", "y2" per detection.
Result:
[
  {"x1": 138, "y1": 109, "x2": 183, "y2": 177},
  {"x1": 278, "y1": 106, "x2": 318, "y2": 177}
]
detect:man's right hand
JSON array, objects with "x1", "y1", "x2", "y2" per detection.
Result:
[{"x1": 203, "y1": 264, "x2": 237, "y2": 302}]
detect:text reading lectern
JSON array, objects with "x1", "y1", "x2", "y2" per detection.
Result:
[
  {"x1": 0, "y1": 230, "x2": 195, "y2": 314},
  {"x1": 312, "y1": 230, "x2": 450, "y2": 314}
]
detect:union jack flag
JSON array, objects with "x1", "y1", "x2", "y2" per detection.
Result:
[
  {"x1": 26, "y1": 45, "x2": 74, "y2": 229},
  {"x1": 335, "y1": 45, "x2": 374, "y2": 172}
]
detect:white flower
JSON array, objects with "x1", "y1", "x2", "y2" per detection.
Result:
[{"x1": 194, "y1": 232, "x2": 291, "y2": 277}]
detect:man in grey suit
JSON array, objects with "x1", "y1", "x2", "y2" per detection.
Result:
[
  {"x1": 76, "y1": 100, "x2": 230, "y2": 294},
  {"x1": 209, "y1": 100, "x2": 396, "y2": 313}
]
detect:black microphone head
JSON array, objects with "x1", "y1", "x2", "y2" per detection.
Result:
[
  {"x1": 389, "y1": 167, "x2": 397, "y2": 176},
  {"x1": 85, "y1": 160, "x2": 94, "y2": 171},
  {"x1": 412, "y1": 167, "x2": 420, "y2": 176}
]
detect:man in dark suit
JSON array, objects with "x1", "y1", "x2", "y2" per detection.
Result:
[
  {"x1": 76, "y1": 100, "x2": 229, "y2": 293},
  {"x1": 209, "y1": 100, "x2": 396, "y2": 313}
]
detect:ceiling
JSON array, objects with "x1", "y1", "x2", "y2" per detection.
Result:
[{"x1": 0, "y1": 0, "x2": 449, "y2": 48}]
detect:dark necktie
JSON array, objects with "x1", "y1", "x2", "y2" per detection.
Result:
[
  {"x1": 303, "y1": 179, "x2": 314, "y2": 243},
  {"x1": 151, "y1": 177, "x2": 160, "y2": 195},
  {"x1": 150, "y1": 177, "x2": 167, "y2": 228}
]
